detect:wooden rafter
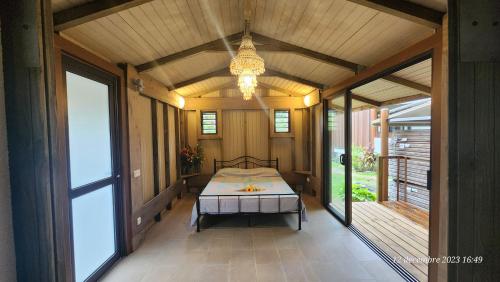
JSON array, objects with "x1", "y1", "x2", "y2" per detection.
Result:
[
  {"x1": 382, "y1": 75, "x2": 431, "y2": 94},
  {"x1": 53, "y1": 0, "x2": 153, "y2": 31},
  {"x1": 347, "y1": 0, "x2": 444, "y2": 28},
  {"x1": 172, "y1": 68, "x2": 324, "y2": 90},
  {"x1": 351, "y1": 94, "x2": 382, "y2": 107},
  {"x1": 250, "y1": 33, "x2": 360, "y2": 72},
  {"x1": 172, "y1": 69, "x2": 230, "y2": 89},
  {"x1": 135, "y1": 32, "x2": 243, "y2": 72},
  {"x1": 135, "y1": 31, "x2": 361, "y2": 73}
]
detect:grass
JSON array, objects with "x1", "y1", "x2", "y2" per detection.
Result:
[{"x1": 330, "y1": 162, "x2": 377, "y2": 203}]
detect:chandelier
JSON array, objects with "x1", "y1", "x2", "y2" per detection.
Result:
[{"x1": 230, "y1": 25, "x2": 265, "y2": 100}]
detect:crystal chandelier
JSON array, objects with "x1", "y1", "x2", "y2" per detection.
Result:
[{"x1": 230, "y1": 23, "x2": 265, "y2": 100}]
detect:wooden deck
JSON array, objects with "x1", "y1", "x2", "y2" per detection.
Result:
[{"x1": 352, "y1": 201, "x2": 429, "y2": 281}]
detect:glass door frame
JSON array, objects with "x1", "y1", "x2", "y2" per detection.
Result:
[
  {"x1": 322, "y1": 91, "x2": 352, "y2": 226},
  {"x1": 61, "y1": 54, "x2": 124, "y2": 282}
]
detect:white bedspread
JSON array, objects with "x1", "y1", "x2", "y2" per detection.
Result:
[{"x1": 190, "y1": 168, "x2": 307, "y2": 226}]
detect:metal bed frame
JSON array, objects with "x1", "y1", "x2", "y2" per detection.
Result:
[{"x1": 196, "y1": 156, "x2": 302, "y2": 232}]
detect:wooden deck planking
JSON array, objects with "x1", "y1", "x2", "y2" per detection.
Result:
[{"x1": 352, "y1": 201, "x2": 429, "y2": 281}]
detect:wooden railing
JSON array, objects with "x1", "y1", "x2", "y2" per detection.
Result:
[{"x1": 377, "y1": 155, "x2": 427, "y2": 203}]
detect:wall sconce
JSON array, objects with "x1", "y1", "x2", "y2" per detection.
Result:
[
  {"x1": 178, "y1": 96, "x2": 185, "y2": 109},
  {"x1": 303, "y1": 94, "x2": 311, "y2": 107},
  {"x1": 132, "y1": 78, "x2": 144, "y2": 93}
]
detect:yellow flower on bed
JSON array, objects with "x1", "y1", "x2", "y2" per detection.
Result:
[{"x1": 242, "y1": 184, "x2": 263, "y2": 192}]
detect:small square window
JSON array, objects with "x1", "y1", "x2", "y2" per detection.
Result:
[
  {"x1": 201, "y1": 111, "x2": 217, "y2": 135},
  {"x1": 274, "y1": 110, "x2": 290, "y2": 133}
]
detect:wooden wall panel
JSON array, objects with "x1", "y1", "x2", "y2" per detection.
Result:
[
  {"x1": 127, "y1": 93, "x2": 154, "y2": 207},
  {"x1": 200, "y1": 139, "x2": 221, "y2": 174},
  {"x1": 245, "y1": 110, "x2": 269, "y2": 160},
  {"x1": 156, "y1": 103, "x2": 166, "y2": 191},
  {"x1": 168, "y1": 106, "x2": 178, "y2": 183},
  {"x1": 448, "y1": 4, "x2": 499, "y2": 280},
  {"x1": 271, "y1": 138, "x2": 293, "y2": 172},
  {"x1": 222, "y1": 110, "x2": 245, "y2": 160},
  {"x1": 294, "y1": 110, "x2": 304, "y2": 171},
  {"x1": 186, "y1": 110, "x2": 197, "y2": 148}
]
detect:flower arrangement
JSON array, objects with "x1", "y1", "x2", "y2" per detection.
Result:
[
  {"x1": 239, "y1": 184, "x2": 265, "y2": 192},
  {"x1": 180, "y1": 144, "x2": 204, "y2": 174}
]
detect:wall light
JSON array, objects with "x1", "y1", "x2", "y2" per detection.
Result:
[
  {"x1": 178, "y1": 96, "x2": 185, "y2": 109},
  {"x1": 303, "y1": 94, "x2": 311, "y2": 107}
]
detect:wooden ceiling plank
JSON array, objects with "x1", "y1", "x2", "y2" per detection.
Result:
[
  {"x1": 53, "y1": 0, "x2": 154, "y2": 31},
  {"x1": 258, "y1": 82, "x2": 303, "y2": 97},
  {"x1": 135, "y1": 32, "x2": 243, "y2": 72},
  {"x1": 184, "y1": 81, "x2": 237, "y2": 98},
  {"x1": 346, "y1": 0, "x2": 444, "y2": 28}
]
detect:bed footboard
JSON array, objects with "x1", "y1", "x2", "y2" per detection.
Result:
[{"x1": 196, "y1": 192, "x2": 302, "y2": 232}]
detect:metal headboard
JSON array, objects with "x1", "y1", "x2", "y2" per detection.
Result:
[{"x1": 213, "y1": 156, "x2": 279, "y2": 174}]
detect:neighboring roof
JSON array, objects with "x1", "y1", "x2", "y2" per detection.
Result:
[{"x1": 371, "y1": 99, "x2": 431, "y2": 126}]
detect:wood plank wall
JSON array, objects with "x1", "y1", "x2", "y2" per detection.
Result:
[
  {"x1": 448, "y1": 2, "x2": 500, "y2": 280},
  {"x1": 184, "y1": 99, "x2": 311, "y2": 175},
  {"x1": 308, "y1": 103, "x2": 323, "y2": 199},
  {"x1": 388, "y1": 129, "x2": 430, "y2": 210},
  {"x1": 126, "y1": 65, "x2": 180, "y2": 248}
]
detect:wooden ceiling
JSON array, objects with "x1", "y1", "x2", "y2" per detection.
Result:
[{"x1": 53, "y1": 0, "x2": 444, "y2": 100}]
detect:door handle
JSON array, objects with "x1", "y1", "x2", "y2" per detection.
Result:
[{"x1": 340, "y1": 154, "x2": 346, "y2": 166}]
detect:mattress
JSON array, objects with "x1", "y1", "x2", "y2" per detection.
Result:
[{"x1": 190, "y1": 168, "x2": 307, "y2": 226}]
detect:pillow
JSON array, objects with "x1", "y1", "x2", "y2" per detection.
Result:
[{"x1": 215, "y1": 167, "x2": 279, "y2": 177}]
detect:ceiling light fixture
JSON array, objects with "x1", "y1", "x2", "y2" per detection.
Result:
[{"x1": 230, "y1": 21, "x2": 265, "y2": 100}]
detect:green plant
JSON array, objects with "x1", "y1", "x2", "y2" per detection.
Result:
[
  {"x1": 332, "y1": 179, "x2": 377, "y2": 202},
  {"x1": 352, "y1": 184, "x2": 377, "y2": 202}
]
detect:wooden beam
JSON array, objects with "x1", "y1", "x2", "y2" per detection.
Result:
[
  {"x1": 135, "y1": 32, "x2": 243, "y2": 72},
  {"x1": 347, "y1": 0, "x2": 444, "y2": 28},
  {"x1": 184, "y1": 96, "x2": 306, "y2": 110},
  {"x1": 172, "y1": 69, "x2": 231, "y2": 89},
  {"x1": 265, "y1": 69, "x2": 324, "y2": 89},
  {"x1": 53, "y1": 0, "x2": 153, "y2": 31},
  {"x1": 379, "y1": 109, "x2": 389, "y2": 201},
  {"x1": 251, "y1": 33, "x2": 360, "y2": 72},
  {"x1": 172, "y1": 68, "x2": 323, "y2": 90},
  {"x1": 126, "y1": 64, "x2": 184, "y2": 108},
  {"x1": 135, "y1": 32, "x2": 361, "y2": 73},
  {"x1": 383, "y1": 75, "x2": 431, "y2": 94},
  {"x1": 322, "y1": 33, "x2": 440, "y2": 98},
  {"x1": 351, "y1": 94, "x2": 382, "y2": 107}
]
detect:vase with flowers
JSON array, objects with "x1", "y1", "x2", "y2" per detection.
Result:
[{"x1": 180, "y1": 144, "x2": 204, "y2": 174}]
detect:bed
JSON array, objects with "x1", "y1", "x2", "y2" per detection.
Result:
[{"x1": 190, "y1": 156, "x2": 306, "y2": 232}]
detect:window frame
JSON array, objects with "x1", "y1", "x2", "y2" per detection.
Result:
[
  {"x1": 274, "y1": 109, "x2": 291, "y2": 133},
  {"x1": 200, "y1": 110, "x2": 218, "y2": 135}
]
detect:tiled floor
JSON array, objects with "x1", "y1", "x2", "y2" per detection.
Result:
[{"x1": 101, "y1": 194, "x2": 403, "y2": 282}]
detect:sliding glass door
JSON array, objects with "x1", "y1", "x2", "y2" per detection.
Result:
[
  {"x1": 63, "y1": 55, "x2": 121, "y2": 282},
  {"x1": 324, "y1": 92, "x2": 352, "y2": 225}
]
